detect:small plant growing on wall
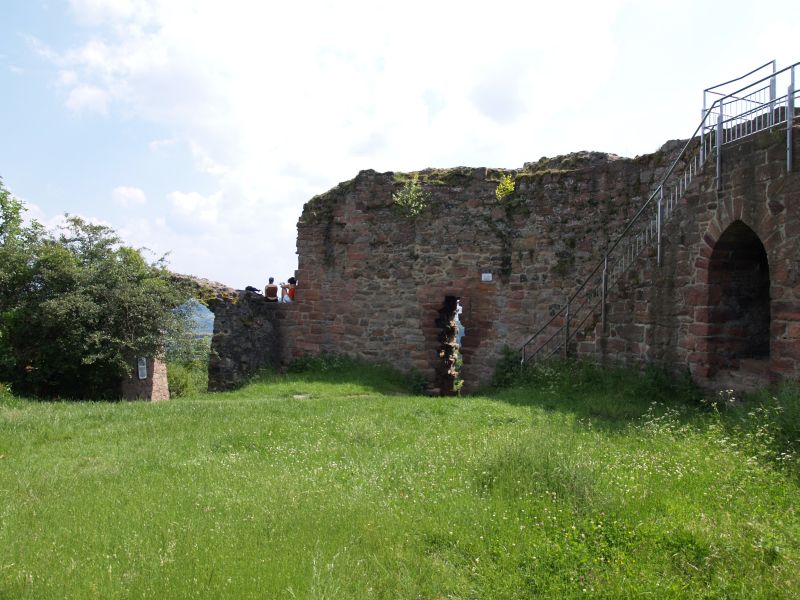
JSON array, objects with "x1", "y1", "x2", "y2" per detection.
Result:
[
  {"x1": 495, "y1": 173, "x2": 515, "y2": 201},
  {"x1": 393, "y1": 174, "x2": 429, "y2": 218}
]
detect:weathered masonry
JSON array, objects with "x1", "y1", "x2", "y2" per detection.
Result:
[
  {"x1": 176, "y1": 276, "x2": 288, "y2": 391},
  {"x1": 197, "y1": 61, "x2": 799, "y2": 394},
  {"x1": 287, "y1": 61, "x2": 800, "y2": 393},
  {"x1": 290, "y1": 151, "x2": 683, "y2": 392}
]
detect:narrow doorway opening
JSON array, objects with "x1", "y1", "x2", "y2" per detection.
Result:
[
  {"x1": 455, "y1": 298, "x2": 465, "y2": 393},
  {"x1": 166, "y1": 298, "x2": 215, "y2": 395},
  {"x1": 434, "y1": 295, "x2": 461, "y2": 395},
  {"x1": 707, "y1": 221, "x2": 770, "y2": 370}
]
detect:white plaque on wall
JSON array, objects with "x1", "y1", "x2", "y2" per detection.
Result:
[
  {"x1": 137, "y1": 357, "x2": 148, "y2": 380},
  {"x1": 481, "y1": 272, "x2": 493, "y2": 282}
]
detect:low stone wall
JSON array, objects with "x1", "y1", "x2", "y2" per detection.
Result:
[
  {"x1": 177, "y1": 276, "x2": 293, "y2": 391},
  {"x1": 207, "y1": 291, "x2": 290, "y2": 390}
]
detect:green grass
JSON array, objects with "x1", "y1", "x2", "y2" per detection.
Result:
[{"x1": 1, "y1": 362, "x2": 799, "y2": 598}]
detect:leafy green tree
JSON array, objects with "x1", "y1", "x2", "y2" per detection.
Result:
[{"x1": 0, "y1": 179, "x2": 192, "y2": 399}]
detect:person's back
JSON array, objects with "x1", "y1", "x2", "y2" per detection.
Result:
[{"x1": 265, "y1": 277, "x2": 279, "y2": 302}]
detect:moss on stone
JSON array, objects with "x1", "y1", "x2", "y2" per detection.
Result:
[
  {"x1": 301, "y1": 177, "x2": 358, "y2": 225},
  {"x1": 393, "y1": 167, "x2": 476, "y2": 188}
]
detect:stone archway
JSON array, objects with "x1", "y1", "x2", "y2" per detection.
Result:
[{"x1": 705, "y1": 220, "x2": 771, "y2": 375}]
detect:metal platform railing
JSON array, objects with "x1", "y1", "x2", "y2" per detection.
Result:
[{"x1": 520, "y1": 59, "x2": 799, "y2": 365}]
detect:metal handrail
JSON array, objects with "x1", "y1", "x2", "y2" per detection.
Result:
[
  {"x1": 720, "y1": 92, "x2": 792, "y2": 124},
  {"x1": 521, "y1": 59, "x2": 799, "y2": 364},
  {"x1": 708, "y1": 62, "x2": 798, "y2": 118},
  {"x1": 521, "y1": 116, "x2": 707, "y2": 359},
  {"x1": 704, "y1": 60, "x2": 775, "y2": 95},
  {"x1": 712, "y1": 85, "x2": 771, "y2": 107}
]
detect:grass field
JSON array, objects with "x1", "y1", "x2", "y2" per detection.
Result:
[{"x1": 1, "y1": 361, "x2": 799, "y2": 598}]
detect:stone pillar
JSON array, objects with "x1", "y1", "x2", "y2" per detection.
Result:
[{"x1": 121, "y1": 357, "x2": 170, "y2": 401}]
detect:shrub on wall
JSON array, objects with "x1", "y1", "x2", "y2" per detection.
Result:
[
  {"x1": 495, "y1": 173, "x2": 515, "y2": 201},
  {"x1": 392, "y1": 174, "x2": 429, "y2": 218}
]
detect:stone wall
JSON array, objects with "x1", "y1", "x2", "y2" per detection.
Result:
[
  {"x1": 176, "y1": 125, "x2": 798, "y2": 394},
  {"x1": 207, "y1": 292, "x2": 290, "y2": 390},
  {"x1": 179, "y1": 276, "x2": 293, "y2": 391},
  {"x1": 592, "y1": 124, "x2": 800, "y2": 386},
  {"x1": 290, "y1": 146, "x2": 699, "y2": 392}
]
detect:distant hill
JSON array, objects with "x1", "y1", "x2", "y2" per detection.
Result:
[{"x1": 184, "y1": 299, "x2": 214, "y2": 336}]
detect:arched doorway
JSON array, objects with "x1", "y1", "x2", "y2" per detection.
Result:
[{"x1": 707, "y1": 221, "x2": 770, "y2": 372}]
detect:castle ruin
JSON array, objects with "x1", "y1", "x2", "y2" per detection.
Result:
[{"x1": 188, "y1": 61, "x2": 800, "y2": 396}]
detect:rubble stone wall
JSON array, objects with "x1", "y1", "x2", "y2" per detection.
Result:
[
  {"x1": 177, "y1": 276, "x2": 292, "y2": 391},
  {"x1": 206, "y1": 290, "x2": 289, "y2": 391},
  {"x1": 290, "y1": 147, "x2": 693, "y2": 392},
  {"x1": 594, "y1": 125, "x2": 800, "y2": 383}
]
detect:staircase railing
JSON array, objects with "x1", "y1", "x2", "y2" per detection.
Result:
[{"x1": 520, "y1": 60, "x2": 799, "y2": 365}]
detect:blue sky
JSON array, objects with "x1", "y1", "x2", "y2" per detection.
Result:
[{"x1": 1, "y1": 0, "x2": 798, "y2": 288}]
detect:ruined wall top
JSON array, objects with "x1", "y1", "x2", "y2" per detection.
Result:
[{"x1": 171, "y1": 273, "x2": 241, "y2": 310}]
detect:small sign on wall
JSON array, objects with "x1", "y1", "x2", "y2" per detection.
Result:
[
  {"x1": 481, "y1": 272, "x2": 493, "y2": 282},
  {"x1": 137, "y1": 357, "x2": 148, "y2": 380}
]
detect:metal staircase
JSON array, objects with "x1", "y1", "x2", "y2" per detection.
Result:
[{"x1": 520, "y1": 59, "x2": 799, "y2": 365}]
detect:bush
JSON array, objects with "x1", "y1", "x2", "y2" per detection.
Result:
[
  {"x1": 724, "y1": 382, "x2": 800, "y2": 470},
  {"x1": 495, "y1": 173, "x2": 515, "y2": 200},
  {"x1": 0, "y1": 180, "x2": 193, "y2": 399},
  {"x1": 167, "y1": 359, "x2": 209, "y2": 398},
  {"x1": 167, "y1": 363, "x2": 191, "y2": 398},
  {"x1": 392, "y1": 174, "x2": 429, "y2": 218},
  {"x1": 491, "y1": 346, "x2": 524, "y2": 388},
  {"x1": 491, "y1": 352, "x2": 700, "y2": 405},
  {"x1": 407, "y1": 368, "x2": 428, "y2": 395}
]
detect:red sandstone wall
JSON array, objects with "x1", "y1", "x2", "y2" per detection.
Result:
[
  {"x1": 291, "y1": 150, "x2": 681, "y2": 391},
  {"x1": 588, "y1": 124, "x2": 800, "y2": 386},
  {"x1": 290, "y1": 125, "x2": 799, "y2": 391}
]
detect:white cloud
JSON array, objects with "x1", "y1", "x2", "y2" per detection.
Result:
[
  {"x1": 68, "y1": 0, "x2": 156, "y2": 26},
  {"x1": 65, "y1": 83, "x2": 108, "y2": 114},
  {"x1": 23, "y1": 0, "x2": 630, "y2": 285},
  {"x1": 168, "y1": 190, "x2": 220, "y2": 226},
  {"x1": 57, "y1": 69, "x2": 78, "y2": 85},
  {"x1": 148, "y1": 137, "x2": 176, "y2": 152},
  {"x1": 28, "y1": 0, "x2": 800, "y2": 287},
  {"x1": 112, "y1": 186, "x2": 147, "y2": 207}
]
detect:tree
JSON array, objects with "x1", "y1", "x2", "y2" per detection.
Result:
[{"x1": 0, "y1": 179, "x2": 192, "y2": 399}]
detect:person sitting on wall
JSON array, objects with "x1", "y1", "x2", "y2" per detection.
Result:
[
  {"x1": 264, "y1": 277, "x2": 279, "y2": 302},
  {"x1": 280, "y1": 277, "x2": 297, "y2": 303}
]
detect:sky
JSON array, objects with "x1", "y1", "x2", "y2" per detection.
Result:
[{"x1": 1, "y1": 1, "x2": 798, "y2": 289}]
